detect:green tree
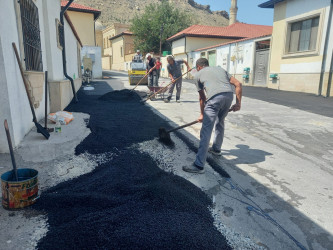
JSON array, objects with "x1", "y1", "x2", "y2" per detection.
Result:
[{"x1": 131, "y1": 1, "x2": 192, "y2": 54}]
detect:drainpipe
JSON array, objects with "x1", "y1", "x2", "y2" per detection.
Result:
[
  {"x1": 60, "y1": 0, "x2": 78, "y2": 103},
  {"x1": 327, "y1": 46, "x2": 333, "y2": 97},
  {"x1": 326, "y1": 1, "x2": 333, "y2": 97},
  {"x1": 318, "y1": 0, "x2": 333, "y2": 96},
  {"x1": 185, "y1": 36, "x2": 188, "y2": 78}
]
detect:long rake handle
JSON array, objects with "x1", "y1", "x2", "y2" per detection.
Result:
[
  {"x1": 144, "y1": 67, "x2": 195, "y2": 102},
  {"x1": 167, "y1": 109, "x2": 233, "y2": 133},
  {"x1": 4, "y1": 120, "x2": 18, "y2": 181},
  {"x1": 132, "y1": 72, "x2": 149, "y2": 91},
  {"x1": 12, "y1": 43, "x2": 37, "y2": 123},
  {"x1": 167, "y1": 120, "x2": 199, "y2": 133}
]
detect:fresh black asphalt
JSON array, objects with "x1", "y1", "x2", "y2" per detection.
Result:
[
  {"x1": 242, "y1": 86, "x2": 333, "y2": 118},
  {"x1": 33, "y1": 86, "x2": 231, "y2": 249},
  {"x1": 184, "y1": 77, "x2": 333, "y2": 118}
]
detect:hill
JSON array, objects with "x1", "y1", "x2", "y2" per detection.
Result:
[{"x1": 75, "y1": 0, "x2": 229, "y2": 27}]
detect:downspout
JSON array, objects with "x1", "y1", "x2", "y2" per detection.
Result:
[
  {"x1": 60, "y1": 0, "x2": 78, "y2": 103},
  {"x1": 327, "y1": 45, "x2": 333, "y2": 97},
  {"x1": 318, "y1": 0, "x2": 333, "y2": 96},
  {"x1": 185, "y1": 36, "x2": 188, "y2": 78},
  {"x1": 326, "y1": 0, "x2": 333, "y2": 97},
  {"x1": 94, "y1": 21, "x2": 96, "y2": 46}
]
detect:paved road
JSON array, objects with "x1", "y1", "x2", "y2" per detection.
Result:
[
  {"x1": 184, "y1": 77, "x2": 333, "y2": 118},
  {"x1": 104, "y1": 69, "x2": 333, "y2": 250}
]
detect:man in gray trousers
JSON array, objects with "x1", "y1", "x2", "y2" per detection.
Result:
[
  {"x1": 183, "y1": 58, "x2": 242, "y2": 174},
  {"x1": 164, "y1": 56, "x2": 189, "y2": 103}
]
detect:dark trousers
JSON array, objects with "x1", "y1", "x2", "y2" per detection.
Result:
[{"x1": 167, "y1": 78, "x2": 182, "y2": 100}]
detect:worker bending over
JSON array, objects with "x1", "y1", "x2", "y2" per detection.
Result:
[
  {"x1": 183, "y1": 58, "x2": 242, "y2": 174},
  {"x1": 164, "y1": 56, "x2": 189, "y2": 103}
]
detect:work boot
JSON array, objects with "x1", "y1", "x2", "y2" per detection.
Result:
[
  {"x1": 208, "y1": 147, "x2": 222, "y2": 156},
  {"x1": 164, "y1": 97, "x2": 171, "y2": 103},
  {"x1": 182, "y1": 163, "x2": 205, "y2": 174}
]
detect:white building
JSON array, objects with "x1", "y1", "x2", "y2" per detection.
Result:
[
  {"x1": 193, "y1": 35, "x2": 272, "y2": 86},
  {"x1": 0, "y1": 0, "x2": 82, "y2": 153}
]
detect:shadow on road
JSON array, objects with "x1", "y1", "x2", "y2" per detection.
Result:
[{"x1": 169, "y1": 122, "x2": 333, "y2": 250}]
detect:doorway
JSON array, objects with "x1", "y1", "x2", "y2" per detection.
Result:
[
  {"x1": 253, "y1": 40, "x2": 270, "y2": 86},
  {"x1": 208, "y1": 50, "x2": 216, "y2": 66}
]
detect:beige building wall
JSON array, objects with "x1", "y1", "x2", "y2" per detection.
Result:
[
  {"x1": 102, "y1": 23, "x2": 130, "y2": 69},
  {"x1": 111, "y1": 34, "x2": 135, "y2": 71},
  {"x1": 67, "y1": 11, "x2": 95, "y2": 46},
  {"x1": 102, "y1": 57, "x2": 112, "y2": 70},
  {"x1": 268, "y1": 1, "x2": 331, "y2": 95},
  {"x1": 96, "y1": 30, "x2": 103, "y2": 50},
  {"x1": 111, "y1": 37, "x2": 125, "y2": 70},
  {"x1": 102, "y1": 23, "x2": 130, "y2": 55},
  {"x1": 186, "y1": 37, "x2": 234, "y2": 53}
]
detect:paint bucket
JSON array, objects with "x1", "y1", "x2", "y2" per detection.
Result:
[{"x1": 1, "y1": 168, "x2": 39, "y2": 210}]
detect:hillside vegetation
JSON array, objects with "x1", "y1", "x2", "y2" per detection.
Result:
[{"x1": 76, "y1": 0, "x2": 229, "y2": 27}]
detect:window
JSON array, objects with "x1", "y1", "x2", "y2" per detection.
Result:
[
  {"x1": 200, "y1": 52, "x2": 206, "y2": 58},
  {"x1": 56, "y1": 19, "x2": 63, "y2": 50},
  {"x1": 288, "y1": 16, "x2": 319, "y2": 53},
  {"x1": 208, "y1": 50, "x2": 216, "y2": 66},
  {"x1": 120, "y1": 46, "x2": 123, "y2": 57},
  {"x1": 19, "y1": 0, "x2": 43, "y2": 71}
]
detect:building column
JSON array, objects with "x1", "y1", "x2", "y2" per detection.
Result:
[{"x1": 229, "y1": 0, "x2": 238, "y2": 25}]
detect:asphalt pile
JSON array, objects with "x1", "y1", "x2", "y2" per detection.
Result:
[
  {"x1": 33, "y1": 87, "x2": 231, "y2": 249},
  {"x1": 98, "y1": 89, "x2": 143, "y2": 102}
]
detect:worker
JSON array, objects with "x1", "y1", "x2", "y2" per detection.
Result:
[
  {"x1": 164, "y1": 56, "x2": 189, "y2": 103},
  {"x1": 133, "y1": 50, "x2": 143, "y2": 62},
  {"x1": 155, "y1": 57, "x2": 162, "y2": 82},
  {"x1": 182, "y1": 58, "x2": 242, "y2": 174},
  {"x1": 146, "y1": 53, "x2": 158, "y2": 87}
]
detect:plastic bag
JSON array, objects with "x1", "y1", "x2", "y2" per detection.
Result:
[{"x1": 48, "y1": 111, "x2": 74, "y2": 125}]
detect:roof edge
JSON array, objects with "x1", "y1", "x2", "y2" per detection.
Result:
[
  {"x1": 195, "y1": 34, "x2": 272, "y2": 52},
  {"x1": 167, "y1": 33, "x2": 245, "y2": 42},
  {"x1": 66, "y1": 7, "x2": 101, "y2": 20},
  {"x1": 109, "y1": 31, "x2": 133, "y2": 41},
  {"x1": 258, "y1": 0, "x2": 286, "y2": 8}
]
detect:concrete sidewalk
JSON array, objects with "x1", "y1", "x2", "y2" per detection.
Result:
[{"x1": 126, "y1": 72, "x2": 333, "y2": 249}]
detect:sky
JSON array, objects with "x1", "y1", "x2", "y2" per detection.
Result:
[{"x1": 195, "y1": 0, "x2": 274, "y2": 26}]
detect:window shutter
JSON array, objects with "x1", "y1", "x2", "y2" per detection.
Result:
[
  {"x1": 289, "y1": 21, "x2": 301, "y2": 53},
  {"x1": 299, "y1": 19, "x2": 312, "y2": 51},
  {"x1": 309, "y1": 17, "x2": 319, "y2": 51}
]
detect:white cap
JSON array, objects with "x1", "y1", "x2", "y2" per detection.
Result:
[
  {"x1": 146, "y1": 53, "x2": 151, "y2": 58},
  {"x1": 137, "y1": 50, "x2": 140, "y2": 53}
]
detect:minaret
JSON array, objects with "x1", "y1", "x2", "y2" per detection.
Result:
[{"x1": 229, "y1": 0, "x2": 238, "y2": 25}]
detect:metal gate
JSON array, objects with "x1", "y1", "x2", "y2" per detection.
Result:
[
  {"x1": 254, "y1": 50, "x2": 269, "y2": 86},
  {"x1": 19, "y1": 0, "x2": 43, "y2": 72}
]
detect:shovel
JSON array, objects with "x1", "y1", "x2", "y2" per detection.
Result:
[
  {"x1": 44, "y1": 71, "x2": 54, "y2": 133},
  {"x1": 159, "y1": 108, "x2": 234, "y2": 145},
  {"x1": 4, "y1": 120, "x2": 18, "y2": 182},
  {"x1": 12, "y1": 43, "x2": 50, "y2": 140},
  {"x1": 131, "y1": 71, "x2": 149, "y2": 91},
  {"x1": 159, "y1": 120, "x2": 199, "y2": 145}
]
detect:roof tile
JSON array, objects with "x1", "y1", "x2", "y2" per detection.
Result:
[
  {"x1": 167, "y1": 23, "x2": 273, "y2": 41},
  {"x1": 61, "y1": 1, "x2": 101, "y2": 13}
]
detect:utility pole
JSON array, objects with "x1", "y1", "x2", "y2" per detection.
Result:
[{"x1": 159, "y1": 23, "x2": 164, "y2": 56}]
